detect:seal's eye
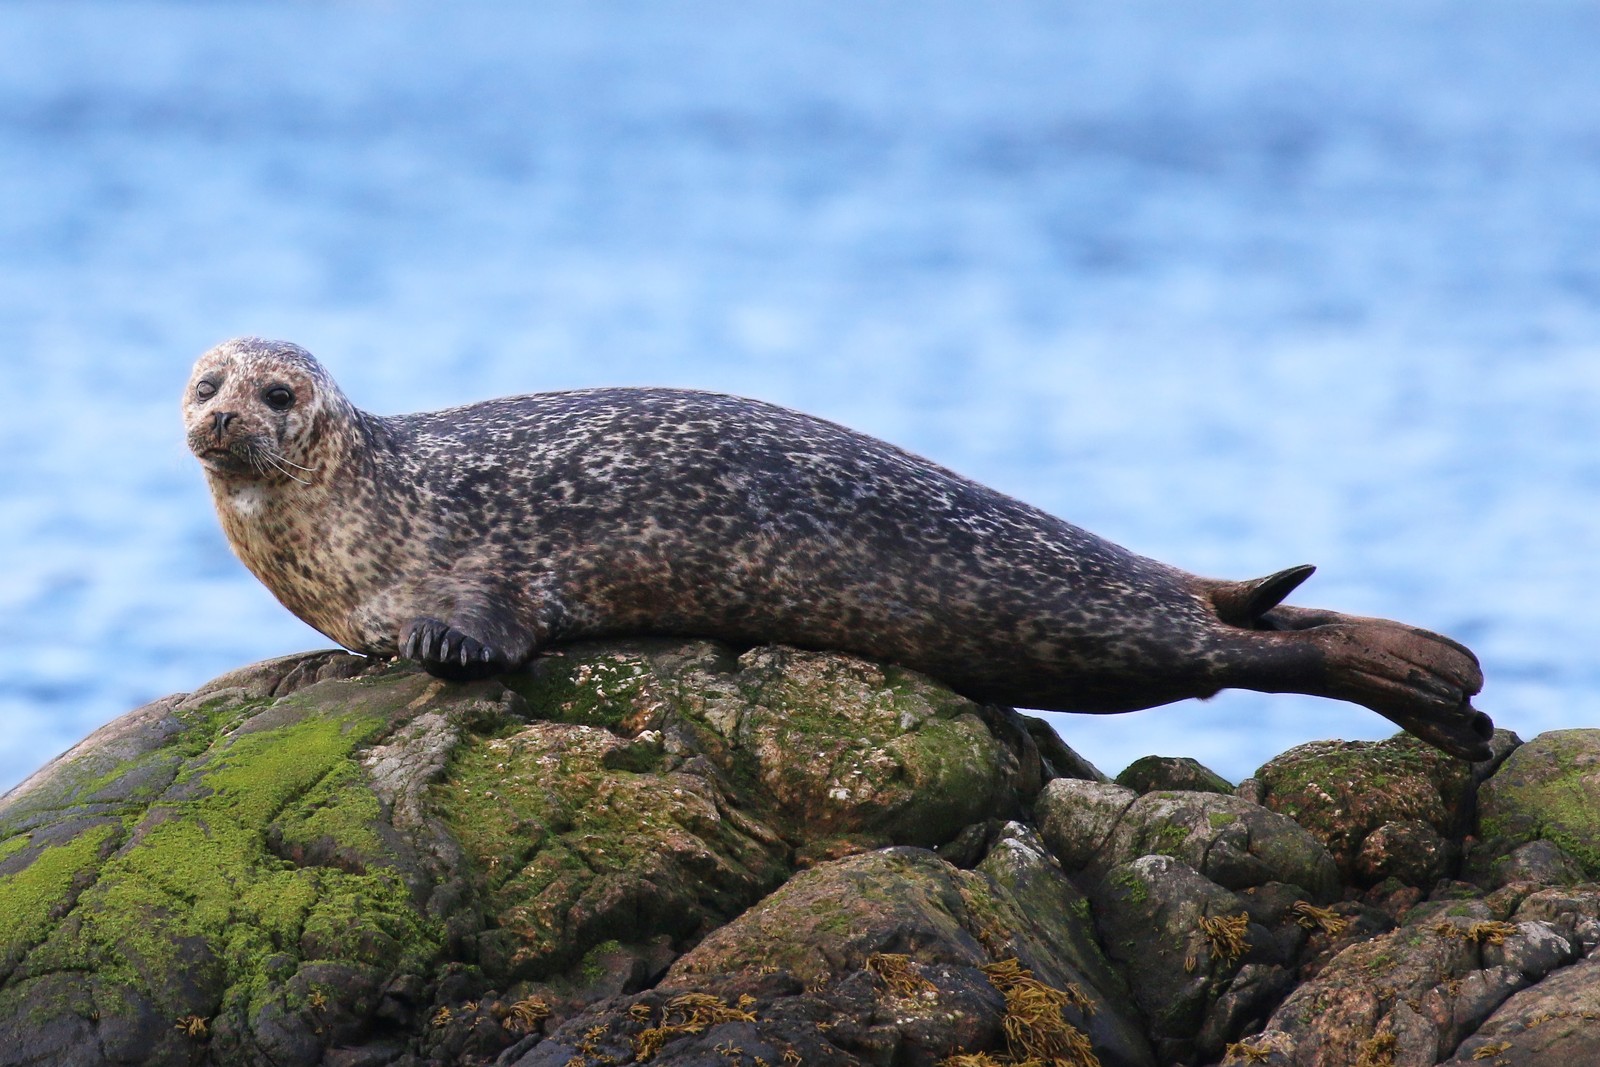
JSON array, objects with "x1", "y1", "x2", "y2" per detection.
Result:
[
  {"x1": 263, "y1": 385, "x2": 295, "y2": 411},
  {"x1": 195, "y1": 380, "x2": 217, "y2": 400}
]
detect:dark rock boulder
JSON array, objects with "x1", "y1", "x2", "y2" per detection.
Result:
[
  {"x1": 523, "y1": 844, "x2": 1151, "y2": 1067},
  {"x1": 0, "y1": 641, "x2": 1058, "y2": 1067},
  {"x1": 1245, "y1": 733, "x2": 1513, "y2": 887},
  {"x1": 1037, "y1": 779, "x2": 1340, "y2": 899},
  {"x1": 1091, "y1": 855, "x2": 1281, "y2": 1064},
  {"x1": 1232, "y1": 916, "x2": 1576, "y2": 1066},
  {"x1": 1354, "y1": 819, "x2": 1456, "y2": 888},
  {"x1": 1475, "y1": 729, "x2": 1600, "y2": 881},
  {"x1": 1114, "y1": 756, "x2": 1233, "y2": 796},
  {"x1": 1442, "y1": 954, "x2": 1600, "y2": 1065},
  {"x1": 1034, "y1": 776, "x2": 1340, "y2": 1062},
  {"x1": 5, "y1": 640, "x2": 1599, "y2": 1067}
]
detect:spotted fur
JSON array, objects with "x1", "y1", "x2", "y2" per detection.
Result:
[{"x1": 183, "y1": 338, "x2": 1494, "y2": 758}]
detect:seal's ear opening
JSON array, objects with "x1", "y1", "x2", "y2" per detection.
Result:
[{"x1": 1211, "y1": 564, "x2": 1317, "y2": 628}]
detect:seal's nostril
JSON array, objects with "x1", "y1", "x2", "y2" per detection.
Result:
[{"x1": 212, "y1": 411, "x2": 237, "y2": 440}]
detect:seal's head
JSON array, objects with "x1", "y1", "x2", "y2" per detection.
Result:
[{"x1": 183, "y1": 337, "x2": 350, "y2": 485}]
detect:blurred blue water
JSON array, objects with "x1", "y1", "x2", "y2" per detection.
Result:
[{"x1": 2, "y1": 0, "x2": 1596, "y2": 791}]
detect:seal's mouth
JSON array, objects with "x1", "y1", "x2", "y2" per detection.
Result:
[
  {"x1": 190, "y1": 436, "x2": 314, "y2": 485},
  {"x1": 194, "y1": 444, "x2": 255, "y2": 475}
]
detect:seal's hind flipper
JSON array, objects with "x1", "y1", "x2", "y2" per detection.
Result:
[
  {"x1": 1211, "y1": 564, "x2": 1317, "y2": 628},
  {"x1": 1305, "y1": 617, "x2": 1495, "y2": 761},
  {"x1": 1218, "y1": 595, "x2": 1495, "y2": 760}
]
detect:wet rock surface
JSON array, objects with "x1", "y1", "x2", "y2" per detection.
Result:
[{"x1": 1, "y1": 643, "x2": 1597, "y2": 1067}]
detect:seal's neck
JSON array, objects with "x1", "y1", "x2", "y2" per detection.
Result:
[{"x1": 208, "y1": 406, "x2": 403, "y2": 649}]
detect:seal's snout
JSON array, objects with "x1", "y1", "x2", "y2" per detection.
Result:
[{"x1": 212, "y1": 411, "x2": 238, "y2": 441}]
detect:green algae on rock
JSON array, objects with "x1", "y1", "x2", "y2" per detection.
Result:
[
  {"x1": 1247, "y1": 733, "x2": 1504, "y2": 883},
  {"x1": 507, "y1": 640, "x2": 1039, "y2": 849},
  {"x1": 0, "y1": 654, "x2": 455, "y2": 1065},
  {"x1": 1114, "y1": 756, "x2": 1233, "y2": 797},
  {"x1": 1476, "y1": 729, "x2": 1600, "y2": 879},
  {"x1": 0, "y1": 640, "x2": 1057, "y2": 1067},
  {"x1": 7, "y1": 640, "x2": 1600, "y2": 1067}
]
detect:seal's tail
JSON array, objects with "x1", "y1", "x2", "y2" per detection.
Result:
[{"x1": 1208, "y1": 568, "x2": 1495, "y2": 761}]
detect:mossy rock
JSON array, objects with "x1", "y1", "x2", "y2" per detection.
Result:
[
  {"x1": 1353, "y1": 819, "x2": 1456, "y2": 889},
  {"x1": 1478, "y1": 730, "x2": 1600, "y2": 879},
  {"x1": 1037, "y1": 780, "x2": 1339, "y2": 901},
  {"x1": 0, "y1": 641, "x2": 1058, "y2": 1066},
  {"x1": 725, "y1": 645, "x2": 1033, "y2": 847},
  {"x1": 1115, "y1": 755, "x2": 1232, "y2": 796},
  {"x1": 1092, "y1": 854, "x2": 1281, "y2": 1065},
  {"x1": 0, "y1": 653, "x2": 450, "y2": 1066},
  {"x1": 661, "y1": 844, "x2": 1155, "y2": 1067},
  {"x1": 508, "y1": 640, "x2": 1044, "y2": 852},
  {"x1": 1252, "y1": 734, "x2": 1479, "y2": 877},
  {"x1": 1258, "y1": 912, "x2": 1576, "y2": 1065},
  {"x1": 429, "y1": 714, "x2": 790, "y2": 982}
]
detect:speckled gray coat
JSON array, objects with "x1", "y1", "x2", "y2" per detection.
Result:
[{"x1": 183, "y1": 338, "x2": 1493, "y2": 758}]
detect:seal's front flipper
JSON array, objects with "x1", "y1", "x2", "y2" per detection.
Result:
[
  {"x1": 389, "y1": 571, "x2": 558, "y2": 680},
  {"x1": 400, "y1": 616, "x2": 510, "y2": 681},
  {"x1": 1305, "y1": 617, "x2": 1494, "y2": 760}
]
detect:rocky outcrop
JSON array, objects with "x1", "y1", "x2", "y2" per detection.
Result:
[
  {"x1": 1473, "y1": 730, "x2": 1600, "y2": 883},
  {"x1": 0, "y1": 639, "x2": 1595, "y2": 1067},
  {"x1": 1114, "y1": 757, "x2": 1233, "y2": 797}
]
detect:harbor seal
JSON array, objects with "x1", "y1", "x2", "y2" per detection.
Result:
[{"x1": 183, "y1": 337, "x2": 1494, "y2": 760}]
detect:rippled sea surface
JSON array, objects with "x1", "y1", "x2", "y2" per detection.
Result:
[{"x1": 2, "y1": 1, "x2": 1597, "y2": 791}]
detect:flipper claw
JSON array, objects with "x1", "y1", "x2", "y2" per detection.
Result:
[
  {"x1": 1212, "y1": 564, "x2": 1318, "y2": 628},
  {"x1": 398, "y1": 617, "x2": 509, "y2": 681}
]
